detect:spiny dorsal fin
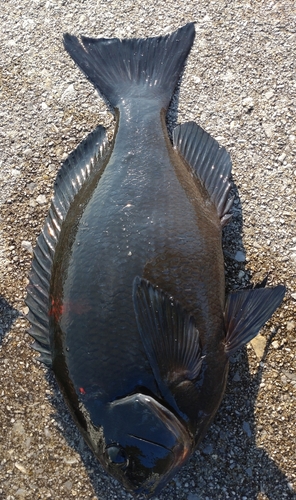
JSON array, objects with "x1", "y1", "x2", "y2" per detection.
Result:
[
  {"x1": 26, "y1": 126, "x2": 110, "y2": 366},
  {"x1": 173, "y1": 121, "x2": 233, "y2": 226}
]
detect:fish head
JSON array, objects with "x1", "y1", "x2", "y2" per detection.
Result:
[{"x1": 100, "y1": 393, "x2": 193, "y2": 496}]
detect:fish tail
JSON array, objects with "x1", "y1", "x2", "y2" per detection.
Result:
[{"x1": 63, "y1": 23, "x2": 195, "y2": 109}]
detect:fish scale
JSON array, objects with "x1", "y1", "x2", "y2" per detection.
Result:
[
  {"x1": 26, "y1": 23, "x2": 285, "y2": 497},
  {"x1": 58, "y1": 111, "x2": 220, "y2": 399}
]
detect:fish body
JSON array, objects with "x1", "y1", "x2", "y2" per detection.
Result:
[{"x1": 26, "y1": 24, "x2": 285, "y2": 496}]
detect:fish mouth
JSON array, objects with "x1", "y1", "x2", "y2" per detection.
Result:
[
  {"x1": 127, "y1": 432, "x2": 191, "y2": 497},
  {"x1": 128, "y1": 433, "x2": 173, "y2": 451},
  {"x1": 119, "y1": 394, "x2": 193, "y2": 495},
  {"x1": 146, "y1": 394, "x2": 193, "y2": 461},
  {"x1": 98, "y1": 392, "x2": 193, "y2": 496}
]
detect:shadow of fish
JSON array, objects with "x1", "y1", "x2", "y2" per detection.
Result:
[{"x1": 25, "y1": 23, "x2": 285, "y2": 497}]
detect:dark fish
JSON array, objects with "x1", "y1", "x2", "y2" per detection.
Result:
[{"x1": 26, "y1": 23, "x2": 285, "y2": 497}]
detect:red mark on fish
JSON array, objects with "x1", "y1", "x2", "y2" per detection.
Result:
[{"x1": 49, "y1": 296, "x2": 91, "y2": 322}]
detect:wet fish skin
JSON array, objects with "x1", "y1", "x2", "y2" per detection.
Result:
[{"x1": 26, "y1": 23, "x2": 285, "y2": 497}]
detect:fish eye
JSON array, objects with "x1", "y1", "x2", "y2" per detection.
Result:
[{"x1": 106, "y1": 445, "x2": 128, "y2": 466}]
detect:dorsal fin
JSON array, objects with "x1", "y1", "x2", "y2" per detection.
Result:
[
  {"x1": 173, "y1": 122, "x2": 233, "y2": 226},
  {"x1": 25, "y1": 126, "x2": 110, "y2": 365}
]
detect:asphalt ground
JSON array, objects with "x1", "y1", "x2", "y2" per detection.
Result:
[{"x1": 0, "y1": 1, "x2": 295, "y2": 499}]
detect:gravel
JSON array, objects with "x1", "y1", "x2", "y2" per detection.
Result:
[{"x1": 0, "y1": 1, "x2": 295, "y2": 499}]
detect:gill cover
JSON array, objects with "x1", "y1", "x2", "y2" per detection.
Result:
[{"x1": 101, "y1": 393, "x2": 193, "y2": 495}]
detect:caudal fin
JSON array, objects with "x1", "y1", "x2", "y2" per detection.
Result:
[{"x1": 63, "y1": 23, "x2": 195, "y2": 109}]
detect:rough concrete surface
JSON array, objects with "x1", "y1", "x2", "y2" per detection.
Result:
[{"x1": 0, "y1": 1, "x2": 295, "y2": 499}]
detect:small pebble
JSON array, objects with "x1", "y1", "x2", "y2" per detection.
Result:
[
  {"x1": 187, "y1": 494, "x2": 201, "y2": 500},
  {"x1": 232, "y1": 371, "x2": 241, "y2": 382},
  {"x1": 21, "y1": 240, "x2": 33, "y2": 254},
  {"x1": 36, "y1": 194, "x2": 47, "y2": 205},
  {"x1": 286, "y1": 321, "x2": 295, "y2": 332},
  {"x1": 264, "y1": 89, "x2": 274, "y2": 100},
  {"x1": 15, "y1": 463, "x2": 28, "y2": 474},
  {"x1": 242, "y1": 96, "x2": 254, "y2": 109},
  {"x1": 251, "y1": 334, "x2": 267, "y2": 359},
  {"x1": 234, "y1": 250, "x2": 246, "y2": 262},
  {"x1": 243, "y1": 421, "x2": 252, "y2": 437},
  {"x1": 202, "y1": 444, "x2": 213, "y2": 455},
  {"x1": 262, "y1": 122, "x2": 274, "y2": 137}
]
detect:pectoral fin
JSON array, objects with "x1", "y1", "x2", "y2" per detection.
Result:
[
  {"x1": 224, "y1": 285, "x2": 285, "y2": 356},
  {"x1": 133, "y1": 277, "x2": 203, "y2": 398}
]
